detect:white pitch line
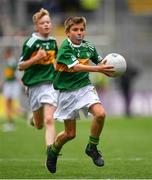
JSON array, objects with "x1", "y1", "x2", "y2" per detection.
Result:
[{"x1": 0, "y1": 157, "x2": 144, "y2": 162}]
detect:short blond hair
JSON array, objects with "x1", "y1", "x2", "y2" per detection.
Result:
[
  {"x1": 32, "y1": 8, "x2": 50, "y2": 25},
  {"x1": 64, "y1": 16, "x2": 86, "y2": 32}
]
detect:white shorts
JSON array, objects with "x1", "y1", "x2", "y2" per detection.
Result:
[
  {"x1": 28, "y1": 83, "x2": 58, "y2": 111},
  {"x1": 54, "y1": 85, "x2": 101, "y2": 121},
  {"x1": 3, "y1": 81, "x2": 21, "y2": 99}
]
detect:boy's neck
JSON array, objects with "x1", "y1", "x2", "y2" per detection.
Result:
[
  {"x1": 67, "y1": 38, "x2": 82, "y2": 48},
  {"x1": 34, "y1": 32, "x2": 50, "y2": 40}
]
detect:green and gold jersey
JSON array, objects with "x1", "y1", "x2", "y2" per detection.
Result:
[
  {"x1": 19, "y1": 33, "x2": 58, "y2": 86},
  {"x1": 4, "y1": 58, "x2": 17, "y2": 81},
  {"x1": 53, "y1": 38, "x2": 102, "y2": 91}
]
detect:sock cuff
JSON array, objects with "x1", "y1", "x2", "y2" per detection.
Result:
[
  {"x1": 89, "y1": 136, "x2": 99, "y2": 145},
  {"x1": 51, "y1": 143, "x2": 60, "y2": 154}
]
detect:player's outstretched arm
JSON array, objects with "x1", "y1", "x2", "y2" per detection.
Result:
[{"x1": 72, "y1": 63, "x2": 114, "y2": 76}]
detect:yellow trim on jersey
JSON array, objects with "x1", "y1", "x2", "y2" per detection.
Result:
[
  {"x1": 31, "y1": 50, "x2": 56, "y2": 65},
  {"x1": 79, "y1": 58, "x2": 89, "y2": 65},
  {"x1": 56, "y1": 58, "x2": 89, "y2": 72},
  {"x1": 4, "y1": 67, "x2": 15, "y2": 78}
]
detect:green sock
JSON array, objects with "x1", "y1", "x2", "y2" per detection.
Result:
[
  {"x1": 88, "y1": 136, "x2": 99, "y2": 148},
  {"x1": 51, "y1": 143, "x2": 61, "y2": 155}
]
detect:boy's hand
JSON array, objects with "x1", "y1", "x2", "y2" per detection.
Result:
[
  {"x1": 34, "y1": 47, "x2": 47, "y2": 62},
  {"x1": 99, "y1": 60, "x2": 115, "y2": 77}
]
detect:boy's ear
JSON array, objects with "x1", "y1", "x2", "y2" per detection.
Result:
[
  {"x1": 65, "y1": 30, "x2": 68, "y2": 34},
  {"x1": 65, "y1": 30, "x2": 70, "y2": 36}
]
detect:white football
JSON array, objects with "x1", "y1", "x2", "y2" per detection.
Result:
[{"x1": 103, "y1": 53, "x2": 127, "y2": 77}]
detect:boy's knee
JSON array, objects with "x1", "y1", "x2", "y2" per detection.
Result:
[
  {"x1": 33, "y1": 117, "x2": 43, "y2": 129},
  {"x1": 95, "y1": 111, "x2": 106, "y2": 122},
  {"x1": 65, "y1": 132, "x2": 76, "y2": 140},
  {"x1": 44, "y1": 117, "x2": 54, "y2": 126}
]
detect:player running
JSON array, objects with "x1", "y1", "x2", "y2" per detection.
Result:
[
  {"x1": 18, "y1": 8, "x2": 58, "y2": 159},
  {"x1": 46, "y1": 16, "x2": 114, "y2": 173}
]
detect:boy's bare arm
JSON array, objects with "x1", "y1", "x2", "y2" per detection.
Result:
[
  {"x1": 72, "y1": 63, "x2": 114, "y2": 76},
  {"x1": 18, "y1": 48, "x2": 47, "y2": 71}
]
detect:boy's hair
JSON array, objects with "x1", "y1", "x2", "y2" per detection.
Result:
[
  {"x1": 64, "y1": 16, "x2": 86, "y2": 32},
  {"x1": 32, "y1": 8, "x2": 50, "y2": 25}
]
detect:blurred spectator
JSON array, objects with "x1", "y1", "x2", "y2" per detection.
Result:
[
  {"x1": 0, "y1": 47, "x2": 21, "y2": 131},
  {"x1": 116, "y1": 63, "x2": 139, "y2": 117}
]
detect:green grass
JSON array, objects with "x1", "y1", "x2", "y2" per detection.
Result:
[{"x1": 0, "y1": 116, "x2": 152, "y2": 179}]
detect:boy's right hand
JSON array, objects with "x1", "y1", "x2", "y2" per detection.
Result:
[
  {"x1": 99, "y1": 60, "x2": 115, "y2": 77},
  {"x1": 34, "y1": 47, "x2": 47, "y2": 62}
]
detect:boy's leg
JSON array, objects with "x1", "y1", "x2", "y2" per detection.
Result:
[
  {"x1": 89, "y1": 103, "x2": 105, "y2": 137},
  {"x1": 3, "y1": 98, "x2": 16, "y2": 132},
  {"x1": 43, "y1": 104, "x2": 56, "y2": 146},
  {"x1": 6, "y1": 98, "x2": 14, "y2": 123},
  {"x1": 55, "y1": 119, "x2": 76, "y2": 148},
  {"x1": 85, "y1": 103, "x2": 105, "y2": 167},
  {"x1": 33, "y1": 107, "x2": 44, "y2": 129},
  {"x1": 46, "y1": 119, "x2": 76, "y2": 173},
  {"x1": 33, "y1": 104, "x2": 56, "y2": 146}
]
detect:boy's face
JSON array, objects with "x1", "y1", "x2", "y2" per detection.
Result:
[
  {"x1": 66, "y1": 23, "x2": 85, "y2": 45},
  {"x1": 36, "y1": 15, "x2": 51, "y2": 37}
]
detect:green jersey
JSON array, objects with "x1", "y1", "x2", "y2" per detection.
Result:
[
  {"x1": 19, "y1": 33, "x2": 58, "y2": 86},
  {"x1": 53, "y1": 38, "x2": 102, "y2": 91},
  {"x1": 4, "y1": 57, "x2": 17, "y2": 81}
]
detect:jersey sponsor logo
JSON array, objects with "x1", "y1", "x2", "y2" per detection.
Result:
[
  {"x1": 41, "y1": 42, "x2": 51, "y2": 50},
  {"x1": 36, "y1": 42, "x2": 55, "y2": 51}
]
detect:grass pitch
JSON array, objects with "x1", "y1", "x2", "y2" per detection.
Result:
[{"x1": 0, "y1": 116, "x2": 152, "y2": 179}]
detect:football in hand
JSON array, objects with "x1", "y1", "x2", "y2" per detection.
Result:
[{"x1": 103, "y1": 53, "x2": 127, "y2": 77}]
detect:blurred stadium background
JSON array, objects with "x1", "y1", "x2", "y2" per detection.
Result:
[
  {"x1": 0, "y1": 1, "x2": 152, "y2": 179},
  {"x1": 0, "y1": 0, "x2": 152, "y2": 117}
]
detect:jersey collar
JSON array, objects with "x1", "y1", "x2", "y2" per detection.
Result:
[
  {"x1": 32, "y1": 33, "x2": 52, "y2": 40},
  {"x1": 67, "y1": 38, "x2": 82, "y2": 48}
]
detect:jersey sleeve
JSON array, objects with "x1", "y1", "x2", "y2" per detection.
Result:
[
  {"x1": 57, "y1": 46, "x2": 78, "y2": 69},
  {"x1": 18, "y1": 46, "x2": 30, "y2": 63},
  {"x1": 90, "y1": 46, "x2": 103, "y2": 65},
  {"x1": 18, "y1": 38, "x2": 34, "y2": 65}
]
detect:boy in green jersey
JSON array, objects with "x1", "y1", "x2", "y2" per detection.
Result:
[
  {"x1": 46, "y1": 16, "x2": 114, "y2": 173},
  {"x1": 18, "y1": 8, "x2": 58, "y2": 163},
  {"x1": 0, "y1": 47, "x2": 21, "y2": 131}
]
